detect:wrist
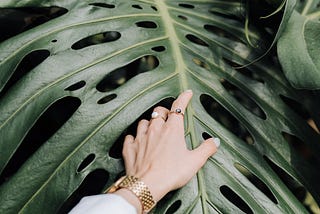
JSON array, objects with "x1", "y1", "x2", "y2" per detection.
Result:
[
  {"x1": 140, "y1": 172, "x2": 171, "y2": 202},
  {"x1": 105, "y1": 175, "x2": 157, "y2": 213}
]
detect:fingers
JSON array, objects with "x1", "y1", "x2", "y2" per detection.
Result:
[
  {"x1": 135, "y1": 120, "x2": 149, "y2": 161},
  {"x1": 150, "y1": 106, "x2": 169, "y2": 129},
  {"x1": 167, "y1": 90, "x2": 193, "y2": 123},
  {"x1": 191, "y1": 138, "x2": 220, "y2": 169},
  {"x1": 122, "y1": 135, "x2": 136, "y2": 174},
  {"x1": 136, "y1": 119, "x2": 150, "y2": 136},
  {"x1": 170, "y1": 90, "x2": 193, "y2": 114}
]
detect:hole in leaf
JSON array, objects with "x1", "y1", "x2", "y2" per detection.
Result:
[
  {"x1": 135, "y1": 21, "x2": 157, "y2": 28},
  {"x1": 132, "y1": 4, "x2": 143, "y2": 9},
  {"x1": 151, "y1": 6, "x2": 158, "y2": 11},
  {"x1": 178, "y1": 3, "x2": 195, "y2": 9},
  {"x1": 77, "y1": 154, "x2": 96, "y2": 172},
  {"x1": 279, "y1": 95, "x2": 310, "y2": 120},
  {"x1": 71, "y1": 31, "x2": 121, "y2": 50},
  {"x1": 220, "y1": 185, "x2": 253, "y2": 214},
  {"x1": 0, "y1": 7, "x2": 68, "y2": 42},
  {"x1": 209, "y1": 10, "x2": 241, "y2": 21},
  {"x1": 200, "y1": 94, "x2": 254, "y2": 144},
  {"x1": 204, "y1": 24, "x2": 242, "y2": 42},
  {"x1": 186, "y1": 34, "x2": 209, "y2": 47},
  {"x1": 193, "y1": 58, "x2": 210, "y2": 70},
  {"x1": 97, "y1": 94, "x2": 117, "y2": 104},
  {"x1": 88, "y1": 3, "x2": 115, "y2": 8},
  {"x1": 165, "y1": 200, "x2": 182, "y2": 214},
  {"x1": 65, "y1": 80, "x2": 86, "y2": 91},
  {"x1": 263, "y1": 156, "x2": 310, "y2": 205},
  {"x1": 59, "y1": 169, "x2": 109, "y2": 213},
  {"x1": 279, "y1": 95, "x2": 319, "y2": 133},
  {"x1": 0, "y1": 96, "x2": 81, "y2": 184},
  {"x1": 109, "y1": 97, "x2": 175, "y2": 159},
  {"x1": 202, "y1": 132, "x2": 212, "y2": 140},
  {"x1": 178, "y1": 15, "x2": 188, "y2": 20},
  {"x1": 51, "y1": 39, "x2": 57, "y2": 43},
  {"x1": 152, "y1": 46, "x2": 166, "y2": 52},
  {"x1": 162, "y1": 189, "x2": 178, "y2": 201},
  {"x1": 234, "y1": 163, "x2": 278, "y2": 204},
  {"x1": 282, "y1": 132, "x2": 315, "y2": 162},
  {"x1": 114, "y1": 170, "x2": 126, "y2": 183},
  {"x1": 223, "y1": 58, "x2": 265, "y2": 83},
  {"x1": 220, "y1": 79, "x2": 266, "y2": 119},
  {"x1": 0, "y1": 49, "x2": 50, "y2": 98},
  {"x1": 96, "y1": 55, "x2": 159, "y2": 92}
]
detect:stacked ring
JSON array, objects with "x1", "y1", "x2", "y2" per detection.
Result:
[
  {"x1": 169, "y1": 108, "x2": 184, "y2": 116},
  {"x1": 151, "y1": 111, "x2": 166, "y2": 121}
]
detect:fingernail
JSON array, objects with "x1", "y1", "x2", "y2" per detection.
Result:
[
  {"x1": 185, "y1": 89, "x2": 192, "y2": 93},
  {"x1": 214, "y1": 137, "x2": 220, "y2": 148}
]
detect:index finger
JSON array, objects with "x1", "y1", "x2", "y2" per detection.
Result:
[{"x1": 167, "y1": 90, "x2": 193, "y2": 121}]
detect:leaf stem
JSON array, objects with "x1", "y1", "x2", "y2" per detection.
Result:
[
  {"x1": 306, "y1": 10, "x2": 320, "y2": 20},
  {"x1": 244, "y1": 0, "x2": 255, "y2": 47},
  {"x1": 260, "y1": 0, "x2": 286, "y2": 19},
  {"x1": 197, "y1": 170, "x2": 209, "y2": 214},
  {"x1": 301, "y1": 0, "x2": 313, "y2": 16}
]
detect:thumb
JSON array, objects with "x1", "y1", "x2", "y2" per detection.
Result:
[{"x1": 191, "y1": 138, "x2": 220, "y2": 168}]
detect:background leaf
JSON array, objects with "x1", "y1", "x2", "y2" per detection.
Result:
[
  {"x1": 0, "y1": 0, "x2": 320, "y2": 213},
  {"x1": 277, "y1": 0, "x2": 320, "y2": 89}
]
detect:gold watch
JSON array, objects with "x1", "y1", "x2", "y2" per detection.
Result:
[{"x1": 105, "y1": 175, "x2": 156, "y2": 213}]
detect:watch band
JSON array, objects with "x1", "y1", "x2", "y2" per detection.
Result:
[{"x1": 105, "y1": 175, "x2": 156, "y2": 212}]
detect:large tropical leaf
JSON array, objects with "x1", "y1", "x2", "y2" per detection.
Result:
[
  {"x1": 277, "y1": 0, "x2": 320, "y2": 89},
  {"x1": 0, "y1": 0, "x2": 320, "y2": 213}
]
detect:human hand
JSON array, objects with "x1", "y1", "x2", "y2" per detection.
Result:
[{"x1": 115, "y1": 90, "x2": 220, "y2": 212}]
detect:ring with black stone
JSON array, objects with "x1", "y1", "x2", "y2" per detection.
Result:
[{"x1": 169, "y1": 108, "x2": 184, "y2": 116}]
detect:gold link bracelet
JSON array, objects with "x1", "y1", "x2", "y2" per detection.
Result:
[{"x1": 105, "y1": 175, "x2": 156, "y2": 213}]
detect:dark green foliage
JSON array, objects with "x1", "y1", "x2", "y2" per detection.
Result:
[{"x1": 0, "y1": 0, "x2": 319, "y2": 213}]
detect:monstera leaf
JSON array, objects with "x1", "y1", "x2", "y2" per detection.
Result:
[
  {"x1": 0, "y1": 0, "x2": 320, "y2": 213},
  {"x1": 278, "y1": 0, "x2": 320, "y2": 89}
]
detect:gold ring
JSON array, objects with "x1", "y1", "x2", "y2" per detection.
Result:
[
  {"x1": 169, "y1": 108, "x2": 184, "y2": 116},
  {"x1": 151, "y1": 111, "x2": 166, "y2": 121}
]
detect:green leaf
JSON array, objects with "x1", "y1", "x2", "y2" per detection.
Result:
[
  {"x1": 277, "y1": 2, "x2": 320, "y2": 89},
  {"x1": 0, "y1": 0, "x2": 320, "y2": 213}
]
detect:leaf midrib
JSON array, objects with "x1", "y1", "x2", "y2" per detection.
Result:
[{"x1": 156, "y1": 1, "x2": 210, "y2": 213}]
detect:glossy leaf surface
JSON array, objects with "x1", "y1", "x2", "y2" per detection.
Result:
[{"x1": 0, "y1": 0, "x2": 319, "y2": 213}]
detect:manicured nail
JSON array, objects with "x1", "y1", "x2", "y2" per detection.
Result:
[
  {"x1": 214, "y1": 137, "x2": 220, "y2": 148},
  {"x1": 185, "y1": 89, "x2": 192, "y2": 93}
]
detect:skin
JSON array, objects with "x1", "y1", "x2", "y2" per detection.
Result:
[{"x1": 113, "y1": 90, "x2": 219, "y2": 213}]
